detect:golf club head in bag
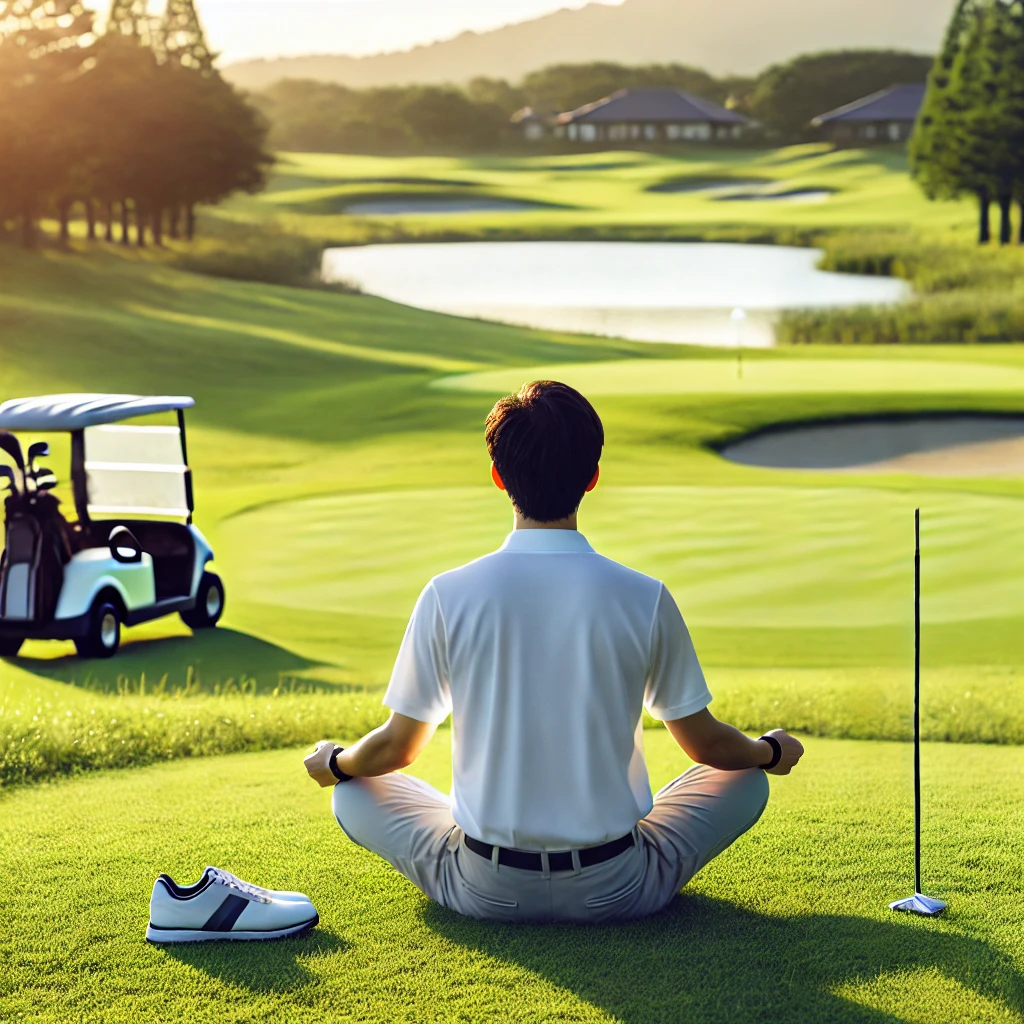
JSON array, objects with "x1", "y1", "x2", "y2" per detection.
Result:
[
  {"x1": 0, "y1": 432, "x2": 25, "y2": 495},
  {"x1": 0, "y1": 465, "x2": 17, "y2": 497},
  {"x1": 27, "y1": 442, "x2": 49, "y2": 476}
]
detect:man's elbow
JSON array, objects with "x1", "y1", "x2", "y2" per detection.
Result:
[{"x1": 382, "y1": 738, "x2": 421, "y2": 772}]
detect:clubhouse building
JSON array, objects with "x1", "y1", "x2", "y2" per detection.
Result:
[
  {"x1": 811, "y1": 83, "x2": 926, "y2": 145},
  {"x1": 515, "y1": 87, "x2": 750, "y2": 143}
]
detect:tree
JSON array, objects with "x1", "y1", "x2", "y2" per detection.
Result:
[
  {"x1": 161, "y1": 0, "x2": 214, "y2": 73},
  {"x1": 0, "y1": 0, "x2": 95, "y2": 245},
  {"x1": 911, "y1": 0, "x2": 1024, "y2": 244},
  {"x1": 106, "y1": 0, "x2": 156, "y2": 47},
  {"x1": 749, "y1": 50, "x2": 935, "y2": 141}
]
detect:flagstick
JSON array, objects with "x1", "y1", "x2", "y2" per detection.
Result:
[{"x1": 890, "y1": 509, "x2": 946, "y2": 917}]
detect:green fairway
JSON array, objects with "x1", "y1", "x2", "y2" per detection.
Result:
[
  {"x1": 2, "y1": 733, "x2": 1021, "y2": 1024},
  {"x1": 232, "y1": 146, "x2": 978, "y2": 239},
  {"x1": 2, "y1": 244, "x2": 1024, "y2": 786},
  {"x1": 2, "y1": 179, "x2": 1024, "y2": 1021},
  {"x1": 435, "y1": 357, "x2": 1024, "y2": 396}
]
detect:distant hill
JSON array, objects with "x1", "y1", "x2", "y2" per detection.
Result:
[{"x1": 223, "y1": 0, "x2": 950, "y2": 92}]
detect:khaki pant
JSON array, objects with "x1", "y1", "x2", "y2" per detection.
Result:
[{"x1": 332, "y1": 764, "x2": 769, "y2": 923}]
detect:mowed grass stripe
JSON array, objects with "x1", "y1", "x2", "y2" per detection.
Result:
[
  {"x1": 434, "y1": 358, "x2": 1024, "y2": 396},
  {"x1": 219, "y1": 485, "x2": 1024, "y2": 631}
]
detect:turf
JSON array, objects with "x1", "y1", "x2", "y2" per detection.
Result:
[
  {"x1": 232, "y1": 146, "x2": 979, "y2": 238},
  {"x1": 1, "y1": 732, "x2": 1021, "y2": 1024},
  {"x1": 3, "y1": 149, "x2": 1024, "y2": 1023},
  {"x1": 2, "y1": 244, "x2": 1024, "y2": 786}
]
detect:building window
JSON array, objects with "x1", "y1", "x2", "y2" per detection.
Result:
[
  {"x1": 863, "y1": 124, "x2": 878, "y2": 140},
  {"x1": 630, "y1": 124, "x2": 642, "y2": 140},
  {"x1": 666, "y1": 124, "x2": 681, "y2": 140},
  {"x1": 682, "y1": 123, "x2": 711, "y2": 140},
  {"x1": 888, "y1": 122, "x2": 903, "y2": 141},
  {"x1": 580, "y1": 124, "x2": 597, "y2": 142},
  {"x1": 608, "y1": 124, "x2": 628, "y2": 141},
  {"x1": 568, "y1": 124, "x2": 579, "y2": 140},
  {"x1": 644, "y1": 124, "x2": 658, "y2": 141},
  {"x1": 732, "y1": 125, "x2": 743, "y2": 139}
]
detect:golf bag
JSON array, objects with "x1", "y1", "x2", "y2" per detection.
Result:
[{"x1": 0, "y1": 493, "x2": 72, "y2": 623}]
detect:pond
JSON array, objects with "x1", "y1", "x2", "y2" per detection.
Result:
[
  {"x1": 321, "y1": 242, "x2": 910, "y2": 347},
  {"x1": 720, "y1": 415, "x2": 1024, "y2": 477}
]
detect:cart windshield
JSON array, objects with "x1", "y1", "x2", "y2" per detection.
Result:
[{"x1": 84, "y1": 425, "x2": 190, "y2": 519}]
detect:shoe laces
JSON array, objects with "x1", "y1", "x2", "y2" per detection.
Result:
[{"x1": 207, "y1": 867, "x2": 272, "y2": 903}]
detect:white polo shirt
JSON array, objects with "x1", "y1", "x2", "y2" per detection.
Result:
[{"x1": 383, "y1": 529, "x2": 712, "y2": 851}]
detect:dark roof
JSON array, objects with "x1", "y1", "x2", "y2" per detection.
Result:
[
  {"x1": 811, "y1": 83, "x2": 927, "y2": 126},
  {"x1": 556, "y1": 88, "x2": 748, "y2": 126}
]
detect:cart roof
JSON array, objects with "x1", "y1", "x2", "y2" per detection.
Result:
[{"x1": 0, "y1": 394, "x2": 195, "y2": 431}]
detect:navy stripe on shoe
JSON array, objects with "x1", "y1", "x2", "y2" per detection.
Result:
[{"x1": 202, "y1": 894, "x2": 249, "y2": 932}]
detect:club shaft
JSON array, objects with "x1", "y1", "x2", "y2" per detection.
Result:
[{"x1": 914, "y1": 508, "x2": 921, "y2": 895}]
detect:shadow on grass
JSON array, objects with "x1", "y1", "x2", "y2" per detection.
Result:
[
  {"x1": 157, "y1": 928, "x2": 348, "y2": 993},
  {"x1": 424, "y1": 894, "x2": 1023, "y2": 1024},
  {"x1": 9, "y1": 627, "x2": 348, "y2": 694}
]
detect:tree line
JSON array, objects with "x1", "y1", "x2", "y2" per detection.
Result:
[
  {"x1": 911, "y1": 0, "x2": 1024, "y2": 244},
  {"x1": 253, "y1": 50, "x2": 935, "y2": 155},
  {"x1": 0, "y1": 1, "x2": 270, "y2": 249}
]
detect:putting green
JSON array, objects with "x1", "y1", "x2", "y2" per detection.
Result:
[
  {"x1": 221, "y1": 485, "x2": 1024, "y2": 634},
  {"x1": 434, "y1": 358, "x2": 1024, "y2": 396}
]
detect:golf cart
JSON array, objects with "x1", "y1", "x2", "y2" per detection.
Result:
[{"x1": 0, "y1": 395, "x2": 223, "y2": 659}]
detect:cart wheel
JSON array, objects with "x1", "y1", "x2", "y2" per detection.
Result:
[
  {"x1": 181, "y1": 572, "x2": 224, "y2": 630},
  {"x1": 0, "y1": 636, "x2": 23, "y2": 658},
  {"x1": 75, "y1": 601, "x2": 121, "y2": 660}
]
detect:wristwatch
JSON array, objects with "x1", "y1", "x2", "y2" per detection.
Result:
[
  {"x1": 758, "y1": 734, "x2": 783, "y2": 770},
  {"x1": 329, "y1": 745, "x2": 354, "y2": 783}
]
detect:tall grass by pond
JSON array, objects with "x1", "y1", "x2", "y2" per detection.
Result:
[{"x1": 779, "y1": 232, "x2": 1024, "y2": 344}]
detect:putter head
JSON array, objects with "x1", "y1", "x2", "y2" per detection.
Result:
[{"x1": 889, "y1": 893, "x2": 946, "y2": 917}]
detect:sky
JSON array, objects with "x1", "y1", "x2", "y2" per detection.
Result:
[{"x1": 179, "y1": 1, "x2": 626, "y2": 65}]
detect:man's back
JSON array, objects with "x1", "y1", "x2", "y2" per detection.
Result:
[{"x1": 385, "y1": 529, "x2": 711, "y2": 850}]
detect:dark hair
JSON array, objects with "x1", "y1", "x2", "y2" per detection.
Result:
[{"x1": 485, "y1": 381, "x2": 604, "y2": 523}]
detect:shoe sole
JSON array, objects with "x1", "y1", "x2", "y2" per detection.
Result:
[{"x1": 145, "y1": 913, "x2": 319, "y2": 944}]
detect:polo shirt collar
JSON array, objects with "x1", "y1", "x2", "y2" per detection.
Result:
[{"x1": 499, "y1": 529, "x2": 595, "y2": 554}]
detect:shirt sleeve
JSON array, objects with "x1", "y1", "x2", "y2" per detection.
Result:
[
  {"x1": 644, "y1": 584, "x2": 712, "y2": 722},
  {"x1": 383, "y1": 581, "x2": 453, "y2": 725}
]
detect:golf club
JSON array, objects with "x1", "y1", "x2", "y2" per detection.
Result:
[
  {"x1": 27, "y1": 441, "x2": 49, "y2": 477},
  {"x1": 889, "y1": 509, "x2": 946, "y2": 918},
  {"x1": 0, "y1": 431, "x2": 25, "y2": 494},
  {"x1": 0, "y1": 464, "x2": 18, "y2": 498}
]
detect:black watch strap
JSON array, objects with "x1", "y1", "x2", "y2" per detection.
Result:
[
  {"x1": 758, "y1": 735, "x2": 783, "y2": 770},
  {"x1": 329, "y1": 745, "x2": 353, "y2": 783}
]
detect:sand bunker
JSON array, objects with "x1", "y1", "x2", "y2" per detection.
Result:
[
  {"x1": 345, "y1": 197, "x2": 542, "y2": 215},
  {"x1": 720, "y1": 415, "x2": 1024, "y2": 477},
  {"x1": 717, "y1": 189, "x2": 833, "y2": 204}
]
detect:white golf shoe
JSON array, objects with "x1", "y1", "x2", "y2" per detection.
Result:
[{"x1": 146, "y1": 869, "x2": 318, "y2": 943}]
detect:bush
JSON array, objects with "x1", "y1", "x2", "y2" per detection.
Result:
[{"x1": 780, "y1": 231, "x2": 1024, "y2": 344}]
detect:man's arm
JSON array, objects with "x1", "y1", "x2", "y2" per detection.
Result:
[
  {"x1": 304, "y1": 712, "x2": 437, "y2": 788},
  {"x1": 665, "y1": 709, "x2": 804, "y2": 775}
]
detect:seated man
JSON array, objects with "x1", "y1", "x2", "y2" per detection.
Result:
[{"x1": 305, "y1": 380, "x2": 803, "y2": 923}]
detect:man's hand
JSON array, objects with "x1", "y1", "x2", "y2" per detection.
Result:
[
  {"x1": 666, "y1": 709, "x2": 805, "y2": 774},
  {"x1": 304, "y1": 740, "x2": 340, "y2": 788},
  {"x1": 760, "y1": 728, "x2": 804, "y2": 776}
]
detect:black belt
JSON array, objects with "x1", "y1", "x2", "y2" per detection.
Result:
[{"x1": 464, "y1": 831, "x2": 635, "y2": 872}]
